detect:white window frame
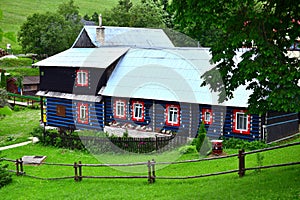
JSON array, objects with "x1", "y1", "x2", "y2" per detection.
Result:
[
  {"x1": 116, "y1": 101, "x2": 125, "y2": 118},
  {"x1": 79, "y1": 104, "x2": 87, "y2": 121},
  {"x1": 168, "y1": 106, "x2": 179, "y2": 124},
  {"x1": 76, "y1": 70, "x2": 88, "y2": 86},
  {"x1": 236, "y1": 112, "x2": 248, "y2": 131},
  {"x1": 133, "y1": 103, "x2": 143, "y2": 120}
]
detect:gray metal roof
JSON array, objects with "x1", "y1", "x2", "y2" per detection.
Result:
[
  {"x1": 73, "y1": 26, "x2": 175, "y2": 48},
  {"x1": 33, "y1": 47, "x2": 129, "y2": 68},
  {"x1": 101, "y1": 48, "x2": 252, "y2": 107},
  {"x1": 36, "y1": 91, "x2": 101, "y2": 102}
]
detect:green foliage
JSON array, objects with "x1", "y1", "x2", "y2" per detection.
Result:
[
  {"x1": 0, "y1": 153, "x2": 12, "y2": 189},
  {"x1": 12, "y1": 105, "x2": 25, "y2": 112},
  {"x1": 123, "y1": 129, "x2": 129, "y2": 138},
  {"x1": 0, "y1": 69, "x2": 6, "y2": 89},
  {"x1": 255, "y1": 153, "x2": 264, "y2": 172},
  {"x1": 222, "y1": 137, "x2": 269, "y2": 150},
  {"x1": 178, "y1": 145, "x2": 197, "y2": 154},
  {"x1": 0, "y1": 88, "x2": 10, "y2": 111},
  {"x1": 17, "y1": 0, "x2": 83, "y2": 56},
  {"x1": 192, "y1": 122, "x2": 207, "y2": 152},
  {"x1": 171, "y1": 0, "x2": 300, "y2": 113},
  {"x1": 102, "y1": 0, "x2": 166, "y2": 28}
]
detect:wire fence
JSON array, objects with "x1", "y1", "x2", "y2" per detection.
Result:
[{"x1": 3, "y1": 141, "x2": 300, "y2": 184}]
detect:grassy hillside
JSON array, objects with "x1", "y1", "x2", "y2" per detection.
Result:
[{"x1": 0, "y1": 0, "x2": 133, "y2": 52}]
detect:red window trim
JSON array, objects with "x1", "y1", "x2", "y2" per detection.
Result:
[
  {"x1": 131, "y1": 100, "x2": 145, "y2": 122},
  {"x1": 165, "y1": 104, "x2": 180, "y2": 126},
  {"x1": 77, "y1": 103, "x2": 89, "y2": 124},
  {"x1": 114, "y1": 99, "x2": 126, "y2": 119},
  {"x1": 202, "y1": 108, "x2": 213, "y2": 125},
  {"x1": 76, "y1": 70, "x2": 89, "y2": 87},
  {"x1": 232, "y1": 109, "x2": 250, "y2": 134}
]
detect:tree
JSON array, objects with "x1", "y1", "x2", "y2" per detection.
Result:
[
  {"x1": 171, "y1": 0, "x2": 300, "y2": 113},
  {"x1": 0, "y1": 89, "x2": 12, "y2": 120},
  {"x1": 0, "y1": 69, "x2": 6, "y2": 89},
  {"x1": 129, "y1": 0, "x2": 165, "y2": 28},
  {"x1": 103, "y1": 0, "x2": 133, "y2": 27},
  {"x1": 102, "y1": 0, "x2": 165, "y2": 28},
  {"x1": 18, "y1": 0, "x2": 83, "y2": 57},
  {"x1": 57, "y1": 0, "x2": 82, "y2": 45},
  {"x1": 0, "y1": 152, "x2": 12, "y2": 188},
  {"x1": 170, "y1": 0, "x2": 225, "y2": 47}
]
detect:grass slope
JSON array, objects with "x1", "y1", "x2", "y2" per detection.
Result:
[
  {"x1": 0, "y1": 0, "x2": 134, "y2": 51},
  {"x1": 0, "y1": 108, "x2": 40, "y2": 147},
  {"x1": 0, "y1": 140, "x2": 299, "y2": 199}
]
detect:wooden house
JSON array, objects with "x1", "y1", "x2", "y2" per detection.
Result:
[{"x1": 34, "y1": 26, "x2": 299, "y2": 143}]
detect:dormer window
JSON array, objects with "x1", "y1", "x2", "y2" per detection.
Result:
[{"x1": 76, "y1": 70, "x2": 88, "y2": 87}]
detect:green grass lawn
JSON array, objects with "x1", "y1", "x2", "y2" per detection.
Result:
[
  {"x1": 0, "y1": 140, "x2": 299, "y2": 200},
  {"x1": 0, "y1": 0, "x2": 138, "y2": 51},
  {"x1": 0, "y1": 108, "x2": 40, "y2": 147}
]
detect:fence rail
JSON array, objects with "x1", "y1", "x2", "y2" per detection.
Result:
[
  {"x1": 7, "y1": 92, "x2": 41, "y2": 107},
  {"x1": 3, "y1": 141, "x2": 300, "y2": 184}
]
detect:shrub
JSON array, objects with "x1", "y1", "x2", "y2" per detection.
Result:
[
  {"x1": 222, "y1": 137, "x2": 269, "y2": 150},
  {"x1": 178, "y1": 145, "x2": 197, "y2": 154},
  {"x1": 0, "y1": 153, "x2": 12, "y2": 188},
  {"x1": 192, "y1": 121, "x2": 207, "y2": 152}
]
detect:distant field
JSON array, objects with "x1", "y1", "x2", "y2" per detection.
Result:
[{"x1": 0, "y1": 0, "x2": 134, "y2": 51}]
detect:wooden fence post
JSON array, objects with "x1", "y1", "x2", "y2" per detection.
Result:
[
  {"x1": 74, "y1": 162, "x2": 78, "y2": 182},
  {"x1": 155, "y1": 135, "x2": 158, "y2": 152},
  {"x1": 151, "y1": 159, "x2": 156, "y2": 183},
  {"x1": 147, "y1": 160, "x2": 153, "y2": 184},
  {"x1": 19, "y1": 158, "x2": 23, "y2": 175},
  {"x1": 78, "y1": 161, "x2": 82, "y2": 181},
  {"x1": 238, "y1": 149, "x2": 245, "y2": 177},
  {"x1": 15, "y1": 159, "x2": 19, "y2": 176}
]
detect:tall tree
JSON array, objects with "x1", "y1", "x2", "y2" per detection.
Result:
[
  {"x1": 0, "y1": 89, "x2": 12, "y2": 120},
  {"x1": 18, "y1": 0, "x2": 83, "y2": 56},
  {"x1": 103, "y1": 0, "x2": 133, "y2": 27},
  {"x1": 102, "y1": 0, "x2": 165, "y2": 28},
  {"x1": 171, "y1": 0, "x2": 300, "y2": 113},
  {"x1": 170, "y1": 0, "x2": 225, "y2": 47}
]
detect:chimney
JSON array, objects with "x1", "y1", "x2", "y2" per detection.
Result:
[{"x1": 96, "y1": 14, "x2": 105, "y2": 46}]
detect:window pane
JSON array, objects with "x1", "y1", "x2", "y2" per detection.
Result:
[
  {"x1": 116, "y1": 101, "x2": 124, "y2": 116},
  {"x1": 237, "y1": 113, "x2": 247, "y2": 130},
  {"x1": 168, "y1": 107, "x2": 178, "y2": 123},
  {"x1": 205, "y1": 112, "x2": 210, "y2": 121},
  {"x1": 80, "y1": 105, "x2": 86, "y2": 119},
  {"x1": 134, "y1": 103, "x2": 142, "y2": 118}
]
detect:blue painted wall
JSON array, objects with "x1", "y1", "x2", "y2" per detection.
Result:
[{"x1": 46, "y1": 97, "x2": 104, "y2": 130}]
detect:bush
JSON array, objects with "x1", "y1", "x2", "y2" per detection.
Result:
[
  {"x1": 178, "y1": 145, "x2": 197, "y2": 154},
  {"x1": 222, "y1": 137, "x2": 269, "y2": 150},
  {"x1": 13, "y1": 105, "x2": 25, "y2": 112},
  {"x1": 0, "y1": 153, "x2": 12, "y2": 188},
  {"x1": 192, "y1": 121, "x2": 207, "y2": 152}
]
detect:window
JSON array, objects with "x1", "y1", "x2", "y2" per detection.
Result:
[
  {"x1": 77, "y1": 103, "x2": 89, "y2": 124},
  {"x1": 114, "y1": 100, "x2": 126, "y2": 119},
  {"x1": 233, "y1": 109, "x2": 250, "y2": 134},
  {"x1": 202, "y1": 108, "x2": 213, "y2": 124},
  {"x1": 132, "y1": 101, "x2": 144, "y2": 122},
  {"x1": 165, "y1": 104, "x2": 180, "y2": 126},
  {"x1": 56, "y1": 105, "x2": 66, "y2": 117},
  {"x1": 76, "y1": 70, "x2": 88, "y2": 87}
]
